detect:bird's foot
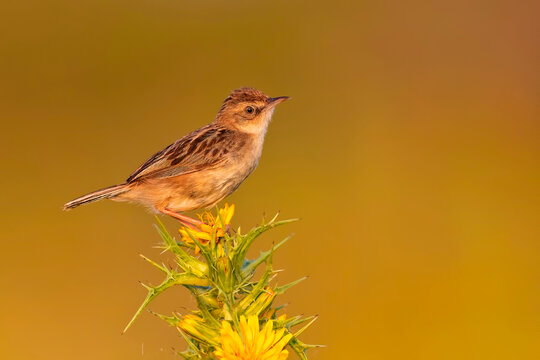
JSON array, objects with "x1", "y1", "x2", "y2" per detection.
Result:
[{"x1": 160, "y1": 209, "x2": 204, "y2": 231}]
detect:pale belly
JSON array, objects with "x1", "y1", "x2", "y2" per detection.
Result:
[
  {"x1": 165, "y1": 168, "x2": 247, "y2": 211},
  {"x1": 121, "y1": 161, "x2": 257, "y2": 213}
]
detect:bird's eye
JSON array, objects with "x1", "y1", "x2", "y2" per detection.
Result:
[{"x1": 244, "y1": 106, "x2": 255, "y2": 114}]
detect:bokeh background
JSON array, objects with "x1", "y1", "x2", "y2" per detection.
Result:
[{"x1": 1, "y1": 0, "x2": 539, "y2": 359}]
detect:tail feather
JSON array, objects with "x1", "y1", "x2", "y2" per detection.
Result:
[{"x1": 63, "y1": 184, "x2": 128, "y2": 210}]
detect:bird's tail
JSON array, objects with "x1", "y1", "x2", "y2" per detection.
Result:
[{"x1": 63, "y1": 184, "x2": 129, "y2": 210}]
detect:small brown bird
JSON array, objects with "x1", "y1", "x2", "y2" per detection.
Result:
[{"x1": 64, "y1": 87, "x2": 288, "y2": 227}]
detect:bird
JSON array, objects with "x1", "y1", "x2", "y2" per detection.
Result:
[{"x1": 63, "y1": 87, "x2": 288, "y2": 228}]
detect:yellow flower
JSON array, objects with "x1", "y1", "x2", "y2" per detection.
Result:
[
  {"x1": 214, "y1": 315, "x2": 292, "y2": 360},
  {"x1": 179, "y1": 203, "x2": 235, "y2": 253},
  {"x1": 217, "y1": 203, "x2": 235, "y2": 228},
  {"x1": 178, "y1": 314, "x2": 219, "y2": 346},
  {"x1": 179, "y1": 314, "x2": 205, "y2": 340}
]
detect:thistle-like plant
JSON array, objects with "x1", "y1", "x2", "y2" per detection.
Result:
[{"x1": 123, "y1": 204, "x2": 319, "y2": 359}]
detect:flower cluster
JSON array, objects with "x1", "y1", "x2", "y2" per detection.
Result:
[
  {"x1": 179, "y1": 203, "x2": 235, "y2": 253},
  {"x1": 124, "y1": 204, "x2": 318, "y2": 359}
]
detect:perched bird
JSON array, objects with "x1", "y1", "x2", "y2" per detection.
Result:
[{"x1": 63, "y1": 87, "x2": 288, "y2": 227}]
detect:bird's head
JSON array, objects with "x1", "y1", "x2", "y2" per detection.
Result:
[{"x1": 215, "y1": 87, "x2": 289, "y2": 134}]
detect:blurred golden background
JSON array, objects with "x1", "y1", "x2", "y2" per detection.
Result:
[{"x1": 1, "y1": 0, "x2": 538, "y2": 359}]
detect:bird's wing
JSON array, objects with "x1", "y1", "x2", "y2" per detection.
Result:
[{"x1": 126, "y1": 125, "x2": 233, "y2": 182}]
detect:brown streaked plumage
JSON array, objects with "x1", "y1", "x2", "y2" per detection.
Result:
[{"x1": 63, "y1": 87, "x2": 288, "y2": 226}]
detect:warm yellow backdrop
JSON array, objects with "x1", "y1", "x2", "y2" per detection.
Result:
[{"x1": 1, "y1": 1, "x2": 538, "y2": 359}]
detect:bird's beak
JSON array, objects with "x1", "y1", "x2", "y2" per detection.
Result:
[{"x1": 267, "y1": 96, "x2": 290, "y2": 107}]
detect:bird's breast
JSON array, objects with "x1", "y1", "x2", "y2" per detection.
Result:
[{"x1": 211, "y1": 133, "x2": 265, "y2": 192}]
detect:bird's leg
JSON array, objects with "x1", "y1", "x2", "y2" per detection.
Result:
[{"x1": 160, "y1": 209, "x2": 204, "y2": 230}]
